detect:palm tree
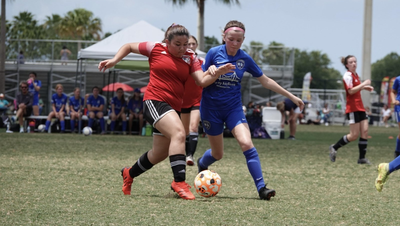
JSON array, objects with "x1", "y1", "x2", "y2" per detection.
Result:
[
  {"x1": 59, "y1": 8, "x2": 102, "y2": 51},
  {"x1": 167, "y1": 0, "x2": 240, "y2": 51},
  {"x1": 43, "y1": 14, "x2": 62, "y2": 39}
]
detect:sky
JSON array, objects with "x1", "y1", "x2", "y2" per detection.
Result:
[{"x1": 4, "y1": 0, "x2": 400, "y2": 75}]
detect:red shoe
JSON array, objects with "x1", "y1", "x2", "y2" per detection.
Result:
[
  {"x1": 171, "y1": 180, "x2": 195, "y2": 200},
  {"x1": 121, "y1": 167, "x2": 133, "y2": 195}
]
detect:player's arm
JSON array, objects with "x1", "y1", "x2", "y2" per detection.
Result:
[
  {"x1": 98, "y1": 43, "x2": 141, "y2": 72},
  {"x1": 98, "y1": 104, "x2": 104, "y2": 112},
  {"x1": 348, "y1": 79, "x2": 372, "y2": 95},
  {"x1": 257, "y1": 75, "x2": 304, "y2": 111},
  {"x1": 190, "y1": 63, "x2": 235, "y2": 87}
]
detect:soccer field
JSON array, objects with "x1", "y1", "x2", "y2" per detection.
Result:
[{"x1": 1, "y1": 125, "x2": 400, "y2": 225}]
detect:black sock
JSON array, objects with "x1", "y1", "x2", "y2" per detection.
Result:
[
  {"x1": 188, "y1": 132, "x2": 198, "y2": 156},
  {"x1": 333, "y1": 135, "x2": 349, "y2": 150},
  {"x1": 358, "y1": 138, "x2": 368, "y2": 159},
  {"x1": 185, "y1": 135, "x2": 190, "y2": 156},
  {"x1": 130, "y1": 151, "x2": 154, "y2": 178},
  {"x1": 395, "y1": 151, "x2": 400, "y2": 158},
  {"x1": 170, "y1": 154, "x2": 186, "y2": 182}
]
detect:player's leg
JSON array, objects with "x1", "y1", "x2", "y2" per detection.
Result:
[
  {"x1": 109, "y1": 112, "x2": 117, "y2": 132},
  {"x1": 121, "y1": 112, "x2": 127, "y2": 134},
  {"x1": 180, "y1": 111, "x2": 191, "y2": 157},
  {"x1": 394, "y1": 111, "x2": 400, "y2": 158},
  {"x1": 96, "y1": 111, "x2": 105, "y2": 134},
  {"x1": 45, "y1": 111, "x2": 56, "y2": 132},
  {"x1": 70, "y1": 112, "x2": 77, "y2": 133},
  {"x1": 186, "y1": 108, "x2": 200, "y2": 165},
  {"x1": 128, "y1": 113, "x2": 134, "y2": 134},
  {"x1": 88, "y1": 111, "x2": 95, "y2": 128},
  {"x1": 357, "y1": 118, "x2": 370, "y2": 164},
  {"x1": 59, "y1": 111, "x2": 65, "y2": 132}
]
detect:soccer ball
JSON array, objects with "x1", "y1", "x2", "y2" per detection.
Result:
[
  {"x1": 82, "y1": 126, "x2": 92, "y2": 136},
  {"x1": 38, "y1": 124, "x2": 46, "y2": 132},
  {"x1": 194, "y1": 170, "x2": 222, "y2": 197}
]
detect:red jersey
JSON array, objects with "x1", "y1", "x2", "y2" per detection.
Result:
[
  {"x1": 181, "y1": 57, "x2": 204, "y2": 109},
  {"x1": 343, "y1": 71, "x2": 365, "y2": 113},
  {"x1": 138, "y1": 42, "x2": 202, "y2": 111}
]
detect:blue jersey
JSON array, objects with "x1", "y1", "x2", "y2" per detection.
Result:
[
  {"x1": 111, "y1": 96, "x2": 127, "y2": 113},
  {"x1": 128, "y1": 98, "x2": 143, "y2": 113},
  {"x1": 87, "y1": 95, "x2": 105, "y2": 109},
  {"x1": 392, "y1": 76, "x2": 400, "y2": 112},
  {"x1": 201, "y1": 45, "x2": 263, "y2": 110},
  {"x1": 28, "y1": 80, "x2": 41, "y2": 103},
  {"x1": 51, "y1": 93, "x2": 68, "y2": 112},
  {"x1": 69, "y1": 96, "x2": 84, "y2": 112}
]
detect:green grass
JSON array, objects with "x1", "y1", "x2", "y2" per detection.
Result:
[{"x1": 1, "y1": 125, "x2": 400, "y2": 225}]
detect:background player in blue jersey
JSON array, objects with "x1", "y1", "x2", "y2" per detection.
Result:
[
  {"x1": 276, "y1": 98, "x2": 302, "y2": 140},
  {"x1": 68, "y1": 87, "x2": 84, "y2": 133},
  {"x1": 87, "y1": 86, "x2": 106, "y2": 134},
  {"x1": 197, "y1": 20, "x2": 304, "y2": 201},
  {"x1": 44, "y1": 84, "x2": 67, "y2": 133},
  {"x1": 375, "y1": 75, "x2": 400, "y2": 192},
  {"x1": 110, "y1": 88, "x2": 127, "y2": 134},
  {"x1": 27, "y1": 72, "x2": 41, "y2": 119},
  {"x1": 128, "y1": 88, "x2": 144, "y2": 135}
]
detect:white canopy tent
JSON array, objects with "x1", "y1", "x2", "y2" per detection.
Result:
[{"x1": 78, "y1": 20, "x2": 206, "y2": 61}]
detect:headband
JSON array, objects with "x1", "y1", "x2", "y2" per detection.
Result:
[{"x1": 224, "y1": 27, "x2": 245, "y2": 34}]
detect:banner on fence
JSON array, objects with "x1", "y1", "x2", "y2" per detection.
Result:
[{"x1": 301, "y1": 72, "x2": 312, "y2": 102}]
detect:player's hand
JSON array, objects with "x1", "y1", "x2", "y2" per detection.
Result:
[
  {"x1": 395, "y1": 100, "x2": 400, "y2": 106},
  {"x1": 364, "y1": 85, "x2": 374, "y2": 92},
  {"x1": 98, "y1": 59, "x2": 117, "y2": 72},
  {"x1": 208, "y1": 65, "x2": 218, "y2": 76},
  {"x1": 363, "y1": 79, "x2": 371, "y2": 86},
  {"x1": 291, "y1": 96, "x2": 305, "y2": 111},
  {"x1": 216, "y1": 63, "x2": 235, "y2": 76}
]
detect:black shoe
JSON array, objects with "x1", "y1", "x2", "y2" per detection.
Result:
[
  {"x1": 258, "y1": 185, "x2": 276, "y2": 200},
  {"x1": 287, "y1": 135, "x2": 295, "y2": 140},
  {"x1": 197, "y1": 157, "x2": 207, "y2": 173},
  {"x1": 357, "y1": 158, "x2": 371, "y2": 164}
]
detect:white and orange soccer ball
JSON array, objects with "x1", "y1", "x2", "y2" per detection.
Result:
[{"x1": 194, "y1": 170, "x2": 222, "y2": 197}]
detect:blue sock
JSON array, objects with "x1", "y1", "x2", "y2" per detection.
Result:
[
  {"x1": 389, "y1": 155, "x2": 400, "y2": 173},
  {"x1": 396, "y1": 138, "x2": 400, "y2": 153},
  {"x1": 99, "y1": 118, "x2": 105, "y2": 132},
  {"x1": 110, "y1": 121, "x2": 115, "y2": 131},
  {"x1": 88, "y1": 118, "x2": 94, "y2": 128},
  {"x1": 45, "y1": 120, "x2": 51, "y2": 130},
  {"x1": 122, "y1": 121, "x2": 127, "y2": 132},
  {"x1": 243, "y1": 147, "x2": 265, "y2": 192},
  {"x1": 70, "y1": 119, "x2": 75, "y2": 132},
  {"x1": 199, "y1": 149, "x2": 217, "y2": 169},
  {"x1": 60, "y1": 121, "x2": 65, "y2": 131}
]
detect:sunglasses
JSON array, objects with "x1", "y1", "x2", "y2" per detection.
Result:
[{"x1": 20, "y1": 86, "x2": 28, "y2": 89}]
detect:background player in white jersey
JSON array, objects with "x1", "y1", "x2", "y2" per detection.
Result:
[
  {"x1": 328, "y1": 55, "x2": 374, "y2": 164},
  {"x1": 197, "y1": 20, "x2": 304, "y2": 200}
]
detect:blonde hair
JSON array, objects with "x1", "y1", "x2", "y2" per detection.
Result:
[{"x1": 276, "y1": 101, "x2": 285, "y2": 112}]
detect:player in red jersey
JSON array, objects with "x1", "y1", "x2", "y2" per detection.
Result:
[
  {"x1": 329, "y1": 55, "x2": 374, "y2": 164},
  {"x1": 98, "y1": 24, "x2": 235, "y2": 200},
  {"x1": 181, "y1": 36, "x2": 204, "y2": 166}
]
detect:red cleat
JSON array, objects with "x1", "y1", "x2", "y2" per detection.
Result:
[
  {"x1": 121, "y1": 167, "x2": 133, "y2": 195},
  {"x1": 171, "y1": 180, "x2": 195, "y2": 200}
]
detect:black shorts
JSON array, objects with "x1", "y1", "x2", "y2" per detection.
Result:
[
  {"x1": 21, "y1": 106, "x2": 32, "y2": 117},
  {"x1": 346, "y1": 111, "x2": 368, "y2": 124},
  {"x1": 143, "y1": 100, "x2": 179, "y2": 135},
  {"x1": 181, "y1": 105, "x2": 200, "y2": 114}
]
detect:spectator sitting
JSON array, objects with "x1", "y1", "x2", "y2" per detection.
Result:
[
  {"x1": 86, "y1": 86, "x2": 105, "y2": 134},
  {"x1": 44, "y1": 84, "x2": 68, "y2": 133},
  {"x1": 246, "y1": 101, "x2": 254, "y2": 116},
  {"x1": 381, "y1": 104, "x2": 392, "y2": 128},
  {"x1": 68, "y1": 87, "x2": 84, "y2": 133},
  {"x1": 0, "y1": 93, "x2": 12, "y2": 116},
  {"x1": 110, "y1": 88, "x2": 127, "y2": 135},
  {"x1": 15, "y1": 81, "x2": 33, "y2": 133},
  {"x1": 322, "y1": 103, "x2": 331, "y2": 126},
  {"x1": 307, "y1": 110, "x2": 321, "y2": 125},
  {"x1": 128, "y1": 88, "x2": 144, "y2": 135}
]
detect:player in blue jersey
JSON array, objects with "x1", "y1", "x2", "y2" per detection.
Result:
[
  {"x1": 110, "y1": 88, "x2": 127, "y2": 134},
  {"x1": 68, "y1": 87, "x2": 84, "y2": 133},
  {"x1": 44, "y1": 84, "x2": 68, "y2": 133},
  {"x1": 27, "y1": 72, "x2": 41, "y2": 117},
  {"x1": 128, "y1": 88, "x2": 144, "y2": 135},
  {"x1": 197, "y1": 20, "x2": 304, "y2": 201},
  {"x1": 87, "y1": 86, "x2": 106, "y2": 134},
  {"x1": 375, "y1": 75, "x2": 400, "y2": 191}
]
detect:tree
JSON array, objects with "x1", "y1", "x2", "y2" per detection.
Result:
[
  {"x1": 371, "y1": 52, "x2": 400, "y2": 82},
  {"x1": 43, "y1": 14, "x2": 62, "y2": 39},
  {"x1": 242, "y1": 41, "x2": 264, "y2": 65},
  {"x1": 261, "y1": 41, "x2": 291, "y2": 66},
  {"x1": 58, "y1": 8, "x2": 102, "y2": 51},
  {"x1": 204, "y1": 35, "x2": 220, "y2": 52},
  {"x1": 167, "y1": 0, "x2": 240, "y2": 51},
  {"x1": 293, "y1": 49, "x2": 342, "y2": 89}
]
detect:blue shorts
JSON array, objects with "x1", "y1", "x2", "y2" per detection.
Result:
[
  {"x1": 200, "y1": 107, "x2": 247, "y2": 136},
  {"x1": 395, "y1": 111, "x2": 400, "y2": 123},
  {"x1": 87, "y1": 110, "x2": 101, "y2": 116},
  {"x1": 32, "y1": 97, "x2": 39, "y2": 106}
]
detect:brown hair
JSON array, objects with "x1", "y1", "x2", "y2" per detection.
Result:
[
  {"x1": 116, "y1": 87, "x2": 125, "y2": 105},
  {"x1": 222, "y1": 20, "x2": 245, "y2": 44},
  {"x1": 74, "y1": 87, "x2": 80, "y2": 92},
  {"x1": 55, "y1": 84, "x2": 63, "y2": 90},
  {"x1": 341, "y1": 55, "x2": 355, "y2": 70},
  {"x1": 19, "y1": 81, "x2": 28, "y2": 87},
  {"x1": 164, "y1": 23, "x2": 190, "y2": 42}
]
